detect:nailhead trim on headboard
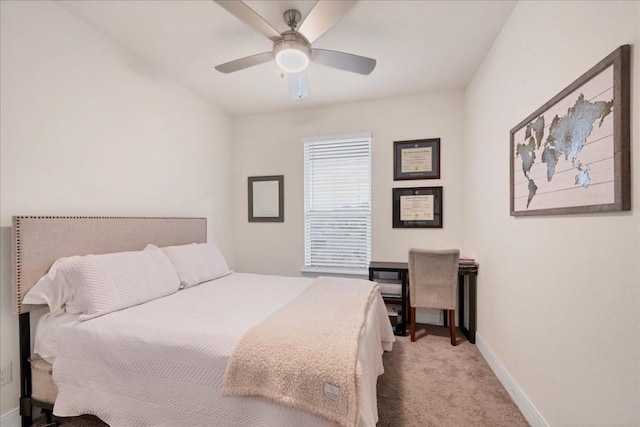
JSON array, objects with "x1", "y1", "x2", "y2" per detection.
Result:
[
  {"x1": 13, "y1": 217, "x2": 22, "y2": 314},
  {"x1": 12, "y1": 216, "x2": 208, "y2": 314}
]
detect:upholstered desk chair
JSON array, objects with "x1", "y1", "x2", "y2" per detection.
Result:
[{"x1": 408, "y1": 249, "x2": 460, "y2": 346}]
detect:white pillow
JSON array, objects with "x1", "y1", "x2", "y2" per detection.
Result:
[
  {"x1": 23, "y1": 256, "x2": 84, "y2": 315},
  {"x1": 60, "y1": 247, "x2": 180, "y2": 320},
  {"x1": 158, "y1": 242, "x2": 230, "y2": 288}
]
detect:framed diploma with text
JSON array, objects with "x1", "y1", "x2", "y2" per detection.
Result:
[
  {"x1": 393, "y1": 138, "x2": 440, "y2": 180},
  {"x1": 393, "y1": 186, "x2": 442, "y2": 228}
]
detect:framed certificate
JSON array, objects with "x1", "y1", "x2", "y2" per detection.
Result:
[
  {"x1": 393, "y1": 138, "x2": 440, "y2": 180},
  {"x1": 393, "y1": 186, "x2": 442, "y2": 228}
]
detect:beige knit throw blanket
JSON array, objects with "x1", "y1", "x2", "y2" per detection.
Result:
[{"x1": 222, "y1": 276, "x2": 378, "y2": 427}]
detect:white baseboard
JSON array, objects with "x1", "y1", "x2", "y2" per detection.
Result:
[
  {"x1": 0, "y1": 407, "x2": 20, "y2": 427},
  {"x1": 476, "y1": 332, "x2": 549, "y2": 427}
]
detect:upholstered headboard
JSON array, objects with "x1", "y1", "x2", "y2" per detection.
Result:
[{"x1": 12, "y1": 216, "x2": 207, "y2": 314}]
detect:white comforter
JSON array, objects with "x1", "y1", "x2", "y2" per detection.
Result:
[{"x1": 47, "y1": 273, "x2": 394, "y2": 426}]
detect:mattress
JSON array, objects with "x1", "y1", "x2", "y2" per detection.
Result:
[
  {"x1": 31, "y1": 358, "x2": 57, "y2": 404},
  {"x1": 38, "y1": 272, "x2": 394, "y2": 426}
]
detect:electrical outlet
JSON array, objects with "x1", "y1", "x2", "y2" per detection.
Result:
[{"x1": 0, "y1": 361, "x2": 12, "y2": 386}]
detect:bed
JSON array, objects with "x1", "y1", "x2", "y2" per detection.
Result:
[{"x1": 12, "y1": 216, "x2": 395, "y2": 427}]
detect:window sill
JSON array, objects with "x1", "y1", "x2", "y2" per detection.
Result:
[{"x1": 301, "y1": 268, "x2": 369, "y2": 280}]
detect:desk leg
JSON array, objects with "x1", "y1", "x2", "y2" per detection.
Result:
[
  {"x1": 468, "y1": 274, "x2": 477, "y2": 344},
  {"x1": 400, "y1": 271, "x2": 409, "y2": 336},
  {"x1": 458, "y1": 272, "x2": 477, "y2": 345},
  {"x1": 458, "y1": 275, "x2": 464, "y2": 329}
]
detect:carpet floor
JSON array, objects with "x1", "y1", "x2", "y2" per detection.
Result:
[
  {"x1": 34, "y1": 325, "x2": 529, "y2": 426},
  {"x1": 376, "y1": 325, "x2": 529, "y2": 427}
]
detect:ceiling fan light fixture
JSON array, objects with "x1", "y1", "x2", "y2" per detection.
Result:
[{"x1": 274, "y1": 35, "x2": 310, "y2": 74}]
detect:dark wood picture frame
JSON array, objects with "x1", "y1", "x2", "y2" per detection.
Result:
[
  {"x1": 394, "y1": 138, "x2": 441, "y2": 180},
  {"x1": 248, "y1": 175, "x2": 284, "y2": 222},
  {"x1": 510, "y1": 45, "x2": 630, "y2": 216},
  {"x1": 393, "y1": 186, "x2": 443, "y2": 228}
]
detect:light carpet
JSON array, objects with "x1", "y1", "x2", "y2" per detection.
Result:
[{"x1": 376, "y1": 325, "x2": 529, "y2": 427}]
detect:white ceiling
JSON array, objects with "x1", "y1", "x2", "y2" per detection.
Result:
[{"x1": 56, "y1": 0, "x2": 516, "y2": 116}]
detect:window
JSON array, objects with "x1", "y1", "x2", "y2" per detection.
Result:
[{"x1": 303, "y1": 132, "x2": 371, "y2": 274}]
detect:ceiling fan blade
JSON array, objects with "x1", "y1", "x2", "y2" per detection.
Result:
[
  {"x1": 213, "y1": 0, "x2": 281, "y2": 42},
  {"x1": 215, "y1": 51, "x2": 273, "y2": 73},
  {"x1": 288, "y1": 72, "x2": 308, "y2": 100},
  {"x1": 311, "y1": 49, "x2": 376, "y2": 75},
  {"x1": 298, "y1": 0, "x2": 356, "y2": 44}
]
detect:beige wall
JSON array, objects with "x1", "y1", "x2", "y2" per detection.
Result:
[
  {"x1": 230, "y1": 91, "x2": 466, "y2": 276},
  {"x1": 0, "y1": 1, "x2": 233, "y2": 414},
  {"x1": 464, "y1": 1, "x2": 639, "y2": 426}
]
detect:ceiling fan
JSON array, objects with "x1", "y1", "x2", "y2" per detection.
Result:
[{"x1": 213, "y1": 0, "x2": 376, "y2": 100}]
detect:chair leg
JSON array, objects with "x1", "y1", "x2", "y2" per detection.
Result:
[
  {"x1": 410, "y1": 306, "x2": 416, "y2": 342},
  {"x1": 449, "y1": 309, "x2": 456, "y2": 346}
]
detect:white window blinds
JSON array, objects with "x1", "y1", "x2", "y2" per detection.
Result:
[{"x1": 304, "y1": 133, "x2": 371, "y2": 273}]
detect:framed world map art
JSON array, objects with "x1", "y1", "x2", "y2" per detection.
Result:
[{"x1": 510, "y1": 45, "x2": 630, "y2": 216}]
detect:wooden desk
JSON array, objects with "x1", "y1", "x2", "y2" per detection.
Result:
[{"x1": 369, "y1": 261, "x2": 479, "y2": 343}]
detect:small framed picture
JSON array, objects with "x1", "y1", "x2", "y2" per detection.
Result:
[
  {"x1": 393, "y1": 138, "x2": 440, "y2": 180},
  {"x1": 248, "y1": 175, "x2": 284, "y2": 222},
  {"x1": 393, "y1": 186, "x2": 443, "y2": 228}
]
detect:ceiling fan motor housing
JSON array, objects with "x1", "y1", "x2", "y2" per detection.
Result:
[{"x1": 273, "y1": 31, "x2": 311, "y2": 73}]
